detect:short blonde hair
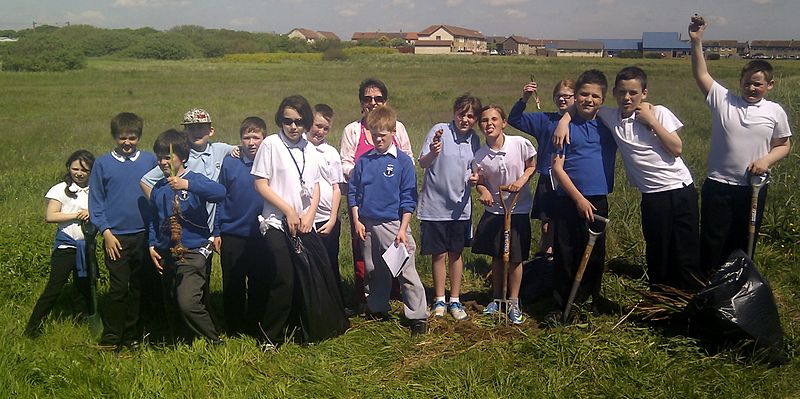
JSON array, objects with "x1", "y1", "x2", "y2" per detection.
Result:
[{"x1": 365, "y1": 104, "x2": 396, "y2": 133}]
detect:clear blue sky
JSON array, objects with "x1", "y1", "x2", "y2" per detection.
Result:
[{"x1": 2, "y1": 0, "x2": 797, "y2": 41}]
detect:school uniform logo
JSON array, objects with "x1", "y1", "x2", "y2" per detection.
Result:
[
  {"x1": 215, "y1": 161, "x2": 221, "y2": 170},
  {"x1": 384, "y1": 163, "x2": 395, "y2": 178},
  {"x1": 179, "y1": 190, "x2": 189, "y2": 201}
]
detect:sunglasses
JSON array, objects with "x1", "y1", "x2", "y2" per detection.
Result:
[
  {"x1": 360, "y1": 95, "x2": 386, "y2": 104},
  {"x1": 282, "y1": 117, "x2": 303, "y2": 126}
]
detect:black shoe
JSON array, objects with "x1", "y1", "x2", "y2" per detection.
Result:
[
  {"x1": 209, "y1": 338, "x2": 225, "y2": 346},
  {"x1": 122, "y1": 340, "x2": 141, "y2": 351},
  {"x1": 344, "y1": 303, "x2": 367, "y2": 317},
  {"x1": 367, "y1": 311, "x2": 393, "y2": 322},
  {"x1": 410, "y1": 320, "x2": 428, "y2": 337}
]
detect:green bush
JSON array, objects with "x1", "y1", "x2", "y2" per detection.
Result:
[
  {"x1": 121, "y1": 32, "x2": 200, "y2": 60},
  {"x1": 322, "y1": 47, "x2": 348, "y2": 61},
  {"x1": 615, "y1": 50, "x2": 642, "y2": 58},
  {"x1": 343, "y1": 47, "x2": 397, "y2": 56},
  {"x1": 2, "y1": 34, "x2": 85, "y2": 71}
]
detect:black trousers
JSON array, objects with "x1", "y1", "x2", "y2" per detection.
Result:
[
  {"x1": 26, "y1": 248, "x2": 92, "y2": 334},
  {"x1": 315, "y1": 219, "x2": 342, "y2": 288},
  {"x1": 700, "y1": 179, "x2": 767, "y2": 276},
  {"x1": 259, "y1": 227, "x2": 297, "y2": 344},
  {"x1": 101, "y1": 232, "x2": 146, "y2": 345},
  {"x1": 641, "y1": 184, "x2": 702, "y2": 290},
  {"x1": 553, "y1": 195, "x2": 608, "y2": 307},
  {"x1": 220, "y1": 233, "x2": 268, "y2": 335},
  {"x1": 160, "y1": 248, "x2": 220, "y2": 342}
]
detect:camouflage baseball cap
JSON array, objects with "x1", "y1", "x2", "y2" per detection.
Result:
[{"x1": 181, "y1": 108, "x2": 212, "y2": 125}]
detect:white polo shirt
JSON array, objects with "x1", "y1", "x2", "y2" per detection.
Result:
[
  {"x1": 597, "y1": 105, "x2": 693, "y2": 194},
  {"x1": 706, "y1": 81, "x2": 792, "y2": 186},
  {"x1": 472, "y1": 134, "x2": 536, "y2": 215},
  {"x1": 313, "y1": 141, "x2": 344, "y2": 224},
  {"x1": 251, "y1": 133, "x2": 320, "y2": 231},
  {"x1": 46, "y1": 182, "x2": 89, "y2": 245}
]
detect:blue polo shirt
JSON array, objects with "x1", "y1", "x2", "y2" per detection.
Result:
[
  {"x1": 348, "y1": 145, "x2": 417, "y2": 222},
  {"x1": 508, "y1": 99, "x2": 562, "y2": 175},
  {"x1": 417, "y1": 122, "x2": 480, "y2": 221},
  {"x1": 215, "y1": 153, "x2": 263, "y2": 239},
  {"x1": 149, "y1": 171, "x2": 226, "y2": 250},
  {"x1": 558, "y1": 116, "x2": 617, "y2": 197}
]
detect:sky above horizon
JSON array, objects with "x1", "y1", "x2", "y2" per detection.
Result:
[{"x1": 2, "y1": 0, "x2": 797, "y2": 41}]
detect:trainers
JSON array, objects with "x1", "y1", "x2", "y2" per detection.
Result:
[
  {"x1": 483, "y1": 300, "x2": 499, "y2": 315},
  {"x1": 448, "y1": 302, "x2": 468, "y2": 321},
  {"x1": 508, "y1": 304, "x2": 524, "y2": 325},
  {"x1": 431, "y1": 300, "x2": 447, "y2": 317}
]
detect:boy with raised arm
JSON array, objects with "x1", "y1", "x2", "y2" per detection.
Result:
[{"x1": 689, "y1": 15, "x2": 792, "y2": 272}]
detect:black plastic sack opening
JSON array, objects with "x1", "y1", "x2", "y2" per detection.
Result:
[{"x1": 686, "y1": 249, "x2": 786, "y2": 363}]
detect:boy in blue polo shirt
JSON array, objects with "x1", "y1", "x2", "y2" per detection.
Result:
[
  {"x1": 213, "y1": 117, "x2": 267, "y2": 336},
  {"x1": 348, "y1": 105, "x2": 428, "y2": 336},
  {"x1": 551, "y1": 69, "x2": 617, "y2": 315},
  {"x1": 148, "y1": 129, "x2": 226, "y2": 344},
  {"x1": 89, "y1": 112, "x2": 156, "y2": 350},
  {"x1": 418, "y1": 94, "x2": 482, "y2": 321}
]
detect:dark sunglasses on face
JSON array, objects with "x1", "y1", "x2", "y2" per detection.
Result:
[
  {"x1": 360, "y1": 95, "x2": 385, "y2": 104},
  {"x1": 282, "y1": 117, "x2": 303, "y2": 126}
]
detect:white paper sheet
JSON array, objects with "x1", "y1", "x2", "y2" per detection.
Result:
[{"x1": 382, "y1": 242, "x2": 410, "y2": 278}]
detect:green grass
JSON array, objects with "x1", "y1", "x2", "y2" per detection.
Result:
[{"x1": 1, "y1": 55, "x2": 799, "y2": 398}]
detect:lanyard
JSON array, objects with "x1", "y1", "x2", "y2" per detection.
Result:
[{"x1": 283, "y1": 140, "x2": 306, "y2": 185}]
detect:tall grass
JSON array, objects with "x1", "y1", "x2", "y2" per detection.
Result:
[{"x1": 1, "y1": 56, "x2": 798, "y2": 398}]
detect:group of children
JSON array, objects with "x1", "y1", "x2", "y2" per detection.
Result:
[{"x1": 25, "y1": 15, "x2": 793, "y2": 344}]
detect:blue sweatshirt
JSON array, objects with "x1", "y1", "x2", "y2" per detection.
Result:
[
  {"x1": 348, "y1": 146, "x2": 417, "y2": 222},
  {"x1": 214, "y1": 154, "x2": 263, "y2": 239},
  {"x1": 149, "y1": 171, "x2": 226, "y2": 250},
  {"x1": 508, "y1": 99, "x2": 562, "y2": 176},
  {"x1": 89, "y1": 150, "x2": 157, "y2": 235}
]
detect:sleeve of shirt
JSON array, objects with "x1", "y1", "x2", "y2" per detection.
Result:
[
  {"x1": 523, "y1": 137, "x2": 537, "y2": 160},
  {"x1": 395, "y1": 121, "x2": 415, "y2": 162},
  {"x1": 140, "y1": 165, "x2": 162, "y2": 189},
  {"x1": 250, "y1": 140, "x2": 272, "y2": 180},
  {"x1": 327, "y1": 148, "x2": 345, "y2": 184},
  {"x1": 508, "y1": 100, "x2": 543, "y2": 137},
  {"x1": 45, "y1": 183, "x2": 65, "y2": 203},
  {"x1": 88, "y1": 161, "x2": 110, "y2": 233},
  {"x1": 706, "y1": 80, "x2": 727, "y2": 110},
  {"x1": 399, "y1": 156, "x2": 418, "y2": 214},
  {"x1": 773, "y1": 105, "x2": 793, "y2": 139},
  {"x1": 340, "y1": 122, "x2": 358, "y2": 180},
  {"x1": 347, "y1": 159, "x2": 362, "y2": 208},
  {"x1": 189, "y1": 174, "x2": 227, "y2": 203},
  {"x1": 654, "y1": 106, "x2": 684, "y2": 133}
]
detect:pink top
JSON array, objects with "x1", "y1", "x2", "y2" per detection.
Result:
[{"x1": 340, "y1": 119, "x2": 414, "y2": 180}]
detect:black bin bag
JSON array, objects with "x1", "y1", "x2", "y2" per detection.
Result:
[
  {"x1": 686, "y1": 250, "x2": 786, "y2": 364},
  {"x1": 520, "y1": 256, "x2": 554, "y2": 305}
]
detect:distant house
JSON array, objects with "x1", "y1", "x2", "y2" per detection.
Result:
[
  {"x1": 417, "y1": 24, "x2": 486, "y2": 53},
  {"x1": 544, "y1": 40, "x2": 604, "y2": 57},
  {"x1": 502, "y1": 35, "x2": 532, "y2": 55},
  {"x1": 642, "y1": 32, "x2": 690, "y2": 58},
  {"x1": 414, "y1": 40, "x2": 453, "y2": 55},
  {"x1": 703, "y1": 40, "x2": 747, "y2": 58},
  {"x1": 486, "y1": 36, "x2": 506, "y2": 53},
  {"x1": 351, "y1": 32, "x2": 418, "y2": 46},
  {"x1": 287, "y1": 28, "x2": 339, "y2": 44},
  {"x1": 749, "y1": 40, "x2": 800, "y2": 59}
]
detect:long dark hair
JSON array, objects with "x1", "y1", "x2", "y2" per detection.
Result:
[{"x1": 63, "y1": 149, "x2": 94, "y2": 199}]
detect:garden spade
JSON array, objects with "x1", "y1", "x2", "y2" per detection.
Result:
[
  {"x1": 747, "y1": 172, "x2": 769, "y2": 260},
  {"x1": 497, "y1": 185, "x2": 521, "y2": 325},
  {"x1": 81, "y1": 222, "x2": 103, "y2": 338},
  {"x1": 562, "y1": 214, "x2": 609, "y2": 324}
]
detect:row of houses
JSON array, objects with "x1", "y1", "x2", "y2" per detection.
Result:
[{"x1": 288, "y1": 26, "x2": 800, "y2": 58}]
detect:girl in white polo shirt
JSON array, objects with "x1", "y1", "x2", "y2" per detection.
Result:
[{"x1": 25, "y1": 150, "x2": 95, "y2": 337}]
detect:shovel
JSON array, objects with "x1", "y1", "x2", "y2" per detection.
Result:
[
  {"x1": 82, "y1": 222, "x2": 103, "y2": 338},
  {"x1": 562, "y1": 214, "x2": 609, "y2": 324},
  {"x1": 747, "y1": 172, "x2": 769, "y2": 260},
  {"x1": 496, "y1": 185, "x2": 521, "y2": 325}
]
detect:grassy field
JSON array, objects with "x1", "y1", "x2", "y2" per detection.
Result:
[{"x1": 1, "y1": 54, "x2": 799, "y2": 398}]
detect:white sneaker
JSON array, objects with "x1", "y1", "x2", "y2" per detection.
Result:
[
  {"x1": 431, "y1": 300, "x2": 447, "y2": 317},
  {"x1": 448, "y1": 302, "x2": 468, "y2": 321}
]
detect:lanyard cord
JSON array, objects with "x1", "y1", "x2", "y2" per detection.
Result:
[{"x1": 284, "y1": 140, "x2": 305, "y2": 183}]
